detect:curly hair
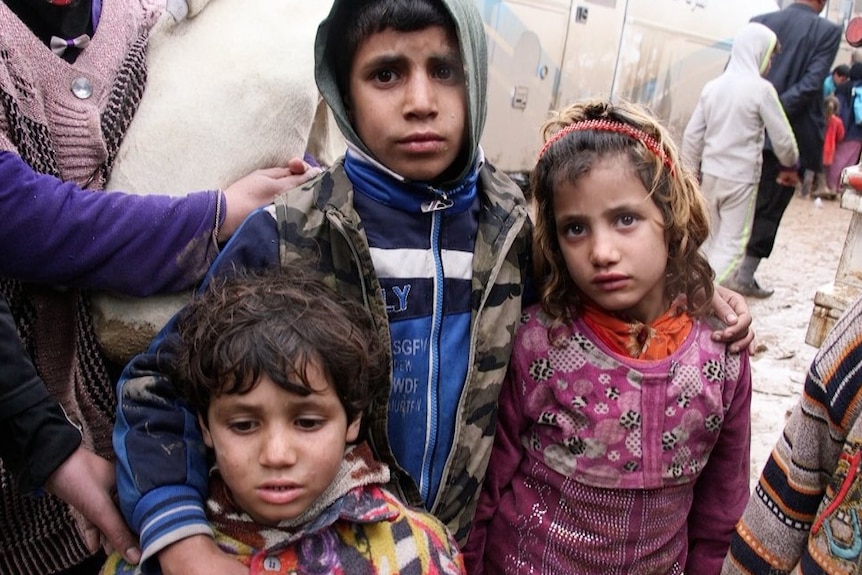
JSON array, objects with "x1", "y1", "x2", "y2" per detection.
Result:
[
  {"x1": 171, "y1": 265, "x2": 387, "y2": 428},
  {"x1": 530, "y1": 99, "x2": 714, "y2": 332}
]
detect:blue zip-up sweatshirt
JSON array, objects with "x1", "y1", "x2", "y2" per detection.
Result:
[{"x1": 345, "y1": 148, "x2": 480, "y2": 504}]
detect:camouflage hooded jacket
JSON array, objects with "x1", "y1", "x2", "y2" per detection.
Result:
[{"x1": 270, "y1": 160, "x2": 530, "y2": 542}]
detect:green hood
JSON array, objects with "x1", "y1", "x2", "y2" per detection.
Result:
[{"x1": 314, "y1": 0, "x2": 488, "y2": 186}]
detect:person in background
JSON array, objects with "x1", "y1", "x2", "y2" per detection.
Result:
[
  {"x1": 683, "y1": 22, "x2": 798, "y2": 287},
  {"x1": 722, "y1": 294, "x2": 862, "y2": 574},
  {"x1": 801, "y1": 65, "x2": 849, "y2": 199},
  {"x1": 735, "y1": 0, "x2": 841, "y2": 298},
  {"x1": 112, "y1": 1, "x2": 755, "y2": 574},
  {"x1": 0, "y1": 0, "x2": 317, "y2": 572},
  {"x1": 816, "y1": 94, "x2": 846, "y2": 199},
  {"x1": 104, "y1": 266, "x2": 466, "y2": 574},
  {"x1": 823, "y1": 63, "x2": 850, "y2": 98},
  {"x1": 826, "y1": 63, "x2": 862, "y2": 198},
  {"x1": 464, "y1": 99, "x2": 752, "y2": 574}
]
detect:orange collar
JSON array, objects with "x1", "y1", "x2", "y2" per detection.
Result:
[{"x1": 581, "y1": 300, "x2": 692, "y2": 360}]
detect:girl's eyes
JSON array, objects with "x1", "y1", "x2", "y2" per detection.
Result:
[
  {"x1": 617, "y1": 214, "x2": 638, "y2": 227},
  {"x1": 561, "y1": 214, "x2": 639, "y2": 236},
  {"x1": 565, "y1": 223, "x2": 586, "y2": 237}
]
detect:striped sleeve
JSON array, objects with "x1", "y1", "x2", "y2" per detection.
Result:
[{"x1": 722, "y1": 296, "x2": 862, "y2": 574}]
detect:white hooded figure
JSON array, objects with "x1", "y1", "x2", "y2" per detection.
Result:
[{"x1": 682, "y1": 21, "x2": 798, "y2": 286}]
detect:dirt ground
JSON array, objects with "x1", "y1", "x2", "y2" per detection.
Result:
[{"x1": 745, "y1": 192, "x2": 855, "y2": 489}]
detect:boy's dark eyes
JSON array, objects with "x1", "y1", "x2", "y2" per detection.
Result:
[
  {"x1": 434, "y1": 65, "x2": 453, "y2": 80},
  {"x1": 373, "y1": 69, "x2": 396, "y2": 83},
  {"x1": 435, "y1": 64, "x2": 465, "y2": 84}
]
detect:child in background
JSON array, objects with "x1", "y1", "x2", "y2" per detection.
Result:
[
  {"x1": 818, "y1": 95, "x2": 845, "y2": 199},
  {"x1": 464, "y1": 99, "x2": 752, "y2": 575},
  {"x1": 823, "y1": 63, "x2": 851, "y2": 98},
  {"x1": 828, "y1": 63, "x2": 862, "y2": 195},
  {"x1": 682, "y1": 22, "x2": 798, "y2": 288},
  {"x1": 103, "y1": 266, "x2": 465, "y2": 574}
]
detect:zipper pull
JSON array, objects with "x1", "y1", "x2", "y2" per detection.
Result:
[
  {"x1": 421, "y1": 190, "x2": 453, "y2": 213},
  {"x1": 421, "y1": 198, "x2": 454, "y2": 212}
]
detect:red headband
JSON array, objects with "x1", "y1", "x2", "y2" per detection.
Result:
[{"x1": 538, "y1": 118, "x2": 673, "y2": 171}]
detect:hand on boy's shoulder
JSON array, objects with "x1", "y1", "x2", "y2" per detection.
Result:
[{"x1": 220, "y1": 159, "x2": 322, "y2": 241}]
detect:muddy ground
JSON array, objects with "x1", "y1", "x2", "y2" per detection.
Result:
[{"x1": 745, "y1": 192, "x2": 855, "y2": 488}]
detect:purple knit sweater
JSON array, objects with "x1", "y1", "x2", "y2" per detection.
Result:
[{"x1": 465, "y1": 304, "x2": 752, "y2": 575}]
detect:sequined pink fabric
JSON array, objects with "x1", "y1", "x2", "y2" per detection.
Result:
[{"x1": 467, "y1": 305, "x2": 752, "y2": 574}]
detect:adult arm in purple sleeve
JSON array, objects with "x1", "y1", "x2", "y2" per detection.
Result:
[
  {"x1": 0, "y1": 152, "x2": 317, "y2": 295},
  {"x1": 0, "y1": 150, "x2": 220, "y2": 294}
]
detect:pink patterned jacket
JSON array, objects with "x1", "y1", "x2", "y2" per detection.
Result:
[{"x1": 465, "y1": 304, "x2": 752, "y2": 575}]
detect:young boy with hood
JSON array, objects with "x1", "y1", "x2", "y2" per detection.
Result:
[
  {"x1": 114, "y1": 1, "x2": 753, "y2": 573},
  {"x1": 683, "y1": 22, "x2": 798, "y2": 288}
]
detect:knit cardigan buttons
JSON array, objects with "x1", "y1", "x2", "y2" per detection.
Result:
[{"x1": 71, "y1": 77, "x2": 92, "y2": 99}]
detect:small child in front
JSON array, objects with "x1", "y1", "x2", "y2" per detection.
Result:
[
  {"x1": 464, "y1": 99, "x2": 752, "y2": 575},
  {"x1": 103, "y1": 267, "x2": 465, "y2": 574}
]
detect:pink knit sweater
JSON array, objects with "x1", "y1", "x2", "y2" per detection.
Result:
[{"x1": 0, "y1": 2, "x2": 164, "y2": 572}]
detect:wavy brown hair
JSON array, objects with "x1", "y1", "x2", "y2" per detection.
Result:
[
  {"x1": 531, "y1": 99, "x2": 713, "y2": 332},
  {"x1": 171, "y1": 265, "x2": 387, "y2": 428}
]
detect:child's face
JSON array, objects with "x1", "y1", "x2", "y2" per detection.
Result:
[
  {"x1": 553, "y1": 154, "x2": 669, "y2": 324},
  {"x1": 200, "y1": 360, "x2": 361, "y2": 526},
  {"x1": 348, "y1": 25, "x2": 467, "y2": 181}
]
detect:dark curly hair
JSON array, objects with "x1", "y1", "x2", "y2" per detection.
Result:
[
  {"x1": 171, "y1": 265, "x2": 387, "y2": 429},
  {"x1": 531, "y1": 99, "x2": 714, "y2": 335}
]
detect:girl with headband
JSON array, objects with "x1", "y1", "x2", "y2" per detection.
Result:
[{"x1": 463, "y1": 99, "x2": 752, "y2": 574}]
